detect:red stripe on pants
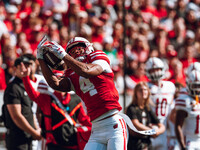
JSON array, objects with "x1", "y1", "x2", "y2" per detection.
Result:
[{"x1": 119, "y1": 119, "x2": 126, "y2": 150}]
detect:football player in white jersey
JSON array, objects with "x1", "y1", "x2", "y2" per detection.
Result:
[
  {"x1": 146, "y1": 57, "x2": 176, "y2": 150},
  {"x1": 175, "y1": 70, "x2": 200, "y2": 150},
  {"x1": 167, "y1": 82, "x2": 184, "y2": 150},
  {"x1": 167, "y1": 62, "x2": 200, "y2": 150}
]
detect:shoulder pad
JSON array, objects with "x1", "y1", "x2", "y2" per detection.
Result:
[{"x1": 87, "y1": 50, "x2": 110, "y2": 64}]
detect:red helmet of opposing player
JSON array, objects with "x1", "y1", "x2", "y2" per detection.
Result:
[{"x1": 66, "y1": 37, "x2": 94, "y2": 62}]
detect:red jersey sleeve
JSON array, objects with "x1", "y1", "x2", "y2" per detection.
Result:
[
  {"x1": 0, "y1": 68, "x2": 6, "y2": 90},
  {"x1": 22, "y1": 76, "x2": 40, "y2": 103},
  {"x1": 87, "y1": 50, "x2": 110, "y2": 65}
]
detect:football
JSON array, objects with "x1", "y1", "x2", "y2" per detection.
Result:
[{"x1": 43, "y1": 48, "x2": 65, "y2": 71}]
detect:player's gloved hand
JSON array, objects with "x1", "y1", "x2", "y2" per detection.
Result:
[
  {"x1": 48, "y1": 41, "x2": 67, "y2": 59},
  {"x1": 37, "y1": 35, "x2": 48, "y2": 59}
]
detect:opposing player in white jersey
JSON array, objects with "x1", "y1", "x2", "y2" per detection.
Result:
[
  {"x1": 167, "y1": 82, "x2": 184, "y2": 150},
  {"x1": 175, "y1": 70, "x2": 200, "y2": 150},
  {"x1": 146, "y1": 57, "x2": 176, "y2": 150},
  {"x1": 166, "y1": 62, "x2": 200, "y2": 150}
]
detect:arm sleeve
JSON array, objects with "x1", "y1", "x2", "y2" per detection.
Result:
[
  {"x1": 92, "y1": 60, "x2": 112, "y2": 73},
  {"x1": 175, "y1": 97, "x2": 188, "y2": 112},
  {"x1": 22, "y1": 76, "x2": 40, "y2": 103}
]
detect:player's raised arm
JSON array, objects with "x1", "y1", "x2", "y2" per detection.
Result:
[
  {"x1": 38, "y1": 59, "x2": 70, "y2": 92},
  {"x1": 37, "y1": 40, "x2": 70, "y2": 92},
  {"x1": 64, "y1": 55, "x2": 103, "y2": 78},
  {"x1": 47, "y1": 40, "x2": 104, "y2": 78}
]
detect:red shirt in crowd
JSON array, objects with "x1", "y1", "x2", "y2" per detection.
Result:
[
  {"x1": 129, "y1": 74, "x2": 149, "y2": 84},
  {"x1": 180, "y1": 58, "x2": 197, "y2": 72},
  {"x1": 140, "y1": 6, "x2": 156, "y2": 23},
  {"x1": 169, "y1": 75, "x2": 186, "y2": 87},
  {"x1": 0, "y1": 67, "x2": 6, "y2": 90}
]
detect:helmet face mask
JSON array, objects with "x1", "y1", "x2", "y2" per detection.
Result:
[
  {"x1": 145, "y1": 57, "x2": 165, "y2": 81},
  {"x1": 66, "y1": 37, "x2": 94, "y2": 62},
  {"x1": 186, "y1": 70, "x2": 200, "y2": 97},
  {"x1": 68, "y1": 43, "x2": 87, "y2": 61},
  {"x1": 147, "y1": 68, "x2": 164, "y2": 81}
]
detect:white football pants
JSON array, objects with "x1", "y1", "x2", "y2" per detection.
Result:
[{"x1": 84, "y1": 114, "x2": 128, "y2": 150}]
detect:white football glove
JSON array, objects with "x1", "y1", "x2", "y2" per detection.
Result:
[
  {"x1": 48, "y1": 41, "x2": 67, "y2": 59},
  {"x1": 37, "y1": 35, "x2": 48, "y2": 59}
]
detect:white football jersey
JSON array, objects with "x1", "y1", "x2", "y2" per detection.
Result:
[
  {"x1": 178, "y1": 87, "x2": 188, "y2": 96},
  {"x1": 148, "y1": 81, "x2": 176, "y2": 126},
  {"x1": 175, "y1": 94, "x2": 200, "y2": 140},
  {"x1": 29, "y1": 74, "x2": 46, "y2": 149},
  {"x1": 30, "y1": 74, "x2": 46, "y2": 90}
]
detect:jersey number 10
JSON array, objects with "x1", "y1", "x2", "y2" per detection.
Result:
[{"x1": 156, "y1": 98, "x2": 167, "y2": 117}]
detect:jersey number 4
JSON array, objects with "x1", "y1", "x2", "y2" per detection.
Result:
[{"x1": 79, "y1": 77, "x2": 97, "y2": 96}]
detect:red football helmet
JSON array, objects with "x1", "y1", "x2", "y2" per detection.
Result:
[{"x1": 66, "y1": 37, "x2": 94, "y2": 62}]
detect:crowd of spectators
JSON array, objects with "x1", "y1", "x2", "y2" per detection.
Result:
[{"x1": 0, "y1": 0, "x2": 200, "y2": 95}]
